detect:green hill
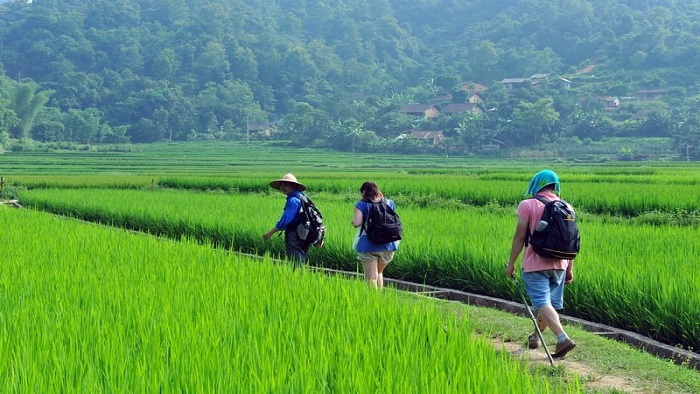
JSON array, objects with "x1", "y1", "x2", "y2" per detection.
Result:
[{"x1": 1, "y1": 0, "x2": 699, "y2": 158}]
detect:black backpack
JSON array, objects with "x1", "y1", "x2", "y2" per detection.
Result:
[
  {"x1": 527, "y1": 195, "x2": 580, "y2": 259},
  {"x1": 361, "y1": 198, "x2": 403, "y2": 244},
  {"x1": 295, "y1": 194, "x2": 326, "y2": 245}
]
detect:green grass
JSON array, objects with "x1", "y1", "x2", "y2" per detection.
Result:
[{"x1": 430, "y1": 297, "x2": 700, "y2": 393}]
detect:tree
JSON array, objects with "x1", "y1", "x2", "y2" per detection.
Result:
[
  {"x1": 570, "y1": 110, "x2": 614, "y2": 141},
  {"x1": 63, "y1": 108, "x2": 102, "y2": 144},
  {"x1": 327, "y1": 118, "x2": 368, "y2": 152},
  {"x1": 512, "y1": 98, "x2": 560, "y2": 144},
  {"x1": 193, "y1": 41, "x2": 230, "y2": 84},
  {"x1": 280, "y1": 101, "x2": 332, "y2": 146},
  {"x1": 672, "y1": 110, "x2": 700, "y2": 160},
  {"x1": 194, "y1": 80, "x2": 265, "y2": 135},
  {"x1": 32, "y1": 107, "x2": 65, "y2": 142},
  {"x1": 472, "y1": 40, "x2": 500, "y2": 81},
  {"x1": 635, "y1": 110, "x2": 673, "y2": 137},
  {"x1": 454, "y1": 113, "x2": 489, "y2": 152},
  {"x1": 0, "y1": 98, "x2": 20, "y2": 137},
  {"x1": 5, "y1": 81, "x2": 52, "y2": 139},
  {"x1": 149, "y1": 48, "x2": 180, "y2": 80}
]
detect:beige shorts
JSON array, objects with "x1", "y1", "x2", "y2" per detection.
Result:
[{"x1": 357, "y1": 251, "x2": 395, "y2": 264}]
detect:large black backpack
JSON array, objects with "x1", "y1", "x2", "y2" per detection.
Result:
[
  {"x1": 295, "y1": 194, "x2": 326, "y2": 245},
  {"x1": 361, "y1": 198, "x2": 403, "y2": 244},
  {"x1": 527, "y1": 195, "x2": 580, "y2": 259}
]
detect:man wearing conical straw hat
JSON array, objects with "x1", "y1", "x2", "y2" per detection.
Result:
[{"x1": 263, "y1": 173, "x2": 318, "y2": 267}]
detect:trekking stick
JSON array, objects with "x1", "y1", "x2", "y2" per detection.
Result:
[{"x1": 508, "y1": 268, "x2": 555, "y2": 366}]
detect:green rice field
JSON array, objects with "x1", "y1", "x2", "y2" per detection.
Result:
[
  {"x1": 2, "y1": 208, "x2": 579, "y2": 392},
  {"x1": 2, "y1": 141, "x2": 700, "y2": 391}
]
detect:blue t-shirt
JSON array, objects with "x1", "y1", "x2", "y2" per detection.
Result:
[
  {"x1": 354, "y1": 199, "x2": 399, "y2": 253},
  {"x1": 275, "y1": 191, "x2": 303, "y2": 231}
]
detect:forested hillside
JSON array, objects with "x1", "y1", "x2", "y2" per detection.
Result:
[{"x1": 1, "y1": 0, "x2": 699, "y2": 158}]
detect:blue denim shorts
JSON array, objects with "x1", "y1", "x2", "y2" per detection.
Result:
[{"x1": 522, "y1": 269, "x2": 566, "y2": 311}]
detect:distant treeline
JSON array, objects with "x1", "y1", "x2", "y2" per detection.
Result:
[{"x1": 0, "y1": 0, "x2": 699, "y2": 158}]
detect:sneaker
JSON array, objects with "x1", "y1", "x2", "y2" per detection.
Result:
[
  {"x1": 551, "y1": 338, "x2": 576, "y2": 358},
  {"x1": 528, "y1": 333, "x2": 541, "y2": 349}
]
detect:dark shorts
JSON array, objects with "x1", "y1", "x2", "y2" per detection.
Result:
[{"x1": 285, "y1": 230, "x2": 310, "y2": 267}]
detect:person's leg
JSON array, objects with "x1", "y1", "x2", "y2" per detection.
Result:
[
  {"x1": 285, "y1": 231, "x2": 309, "y2": 269},
  {"x1": 376, "y1": 262, "x2": 388, "y2": 289},
  {"x1": 530, "y1": 269, "x2": 575, "y2": 357},
  {"x1": 543, "y1": 269, "x2": 569, "y2": 336},
  {"x1": 536, "y1": 304, "x2": 565, "y2": 336},
  {"x1": 546, "y1": 270, "x2": 575, "y2": 356},
  {"x1": 524, "y1": 270, "x2": 567, "y2": 334},
  {"x1": 358, "y1": 253, "x2": 380, "y2": 289},
  {"x1": 537, "y1": 316, "x2": 546, "y2": 332},
  {"x1": 528, "y1": 316, "x2": 547, "y2": 349},
  {"x1": 539, "y1": 302, "x2": 575, "y2": 357},
  {"x1": 376, "y1": 251, "x2": 395, "y2": 290},
  {"x1": 523, "y1": 270, "x2": 575, "y2": 356}
]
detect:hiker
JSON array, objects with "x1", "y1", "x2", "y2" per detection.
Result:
[
  {"x1": 263, "y1": 173, "x2": 320, "y2": 267},
  {"x1": 505, "y1": 169, "x2": 576, "y2": 359},
  {"x1": 351, "y1": 181, "x2": 400, "y2": 289}
]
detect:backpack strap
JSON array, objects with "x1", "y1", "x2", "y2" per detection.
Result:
[
  {"x1": 359, "y1": 198, "x2": 383, "y2": 236},
  {"x1": 289, "y1": 193, "x2": 307, "y2": 229},
  {"x1": 526, "y1": 195, "x2": 551, "y2": 246},
  {"x1": 532, "y1": 194, "x2": 552, "y2": 205}
]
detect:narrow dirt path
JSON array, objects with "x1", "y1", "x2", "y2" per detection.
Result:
[{"x1": 495, "y1": 339, "x2": 642, "y2": 393}]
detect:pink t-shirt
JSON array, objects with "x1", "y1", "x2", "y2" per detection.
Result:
[{"x1": 516, "y1": 192, "x2": 571, "y2": 272}]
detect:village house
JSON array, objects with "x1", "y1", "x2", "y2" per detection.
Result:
[
  {"x1": 467, "y1": 92, "x2": 484, "y2": 104},
  {"x1": 500, "y1": 74, "x2": 548, "y2": 90},
  {"x1": 441, "y1": 103, "x2": 484, "y2": 115},
  {"x1": 560, "y1": 78, "x2": 572, "y2": 89},
  {"x1": 247, "y1": 122, "x2": 278, "y2": 137},
  {"x1": 481, "y1": 138, "x2": 505, "y2": 150},
  {"x1": 399, "y1": 104, "x2": 440, "y2": 118},
  {"x1": 499, "y1": 77, "x2": 530, "y2": 90},
  {"x1": 460, "y1": 82, "x2": 489, "y2": 94},
  {"x1": 428, "y1": 92, "x2": 453, "y2": 104}
]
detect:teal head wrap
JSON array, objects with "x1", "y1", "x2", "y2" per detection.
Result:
[{"x1": 525, "y1": 169, "x2": 560, "y2": 196}]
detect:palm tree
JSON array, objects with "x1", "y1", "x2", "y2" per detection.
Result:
[{"x1": 6, "y1": 82, "x2": 52, "y2": 139}]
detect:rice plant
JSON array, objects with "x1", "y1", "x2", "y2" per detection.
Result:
[
  {"x1": 18, "y1": 186, "x2": 700, "y2": 351},
  {"x1": 0, "y1": 208, "x2": 578, "y2": 392}
]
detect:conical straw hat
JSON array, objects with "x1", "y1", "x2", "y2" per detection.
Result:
[{"x1": 269, "y1": 173, "x2": 306, "y2": 191}]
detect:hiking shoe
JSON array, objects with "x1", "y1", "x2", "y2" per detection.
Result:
[
  {"x1": 551, "y1": 338, "x2": 576, "y2": 358},
  {"x1": 528, "y1": 334, "x2": 541, "y2": 349}
]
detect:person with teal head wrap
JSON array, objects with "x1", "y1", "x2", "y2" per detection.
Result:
[
  {"x1": 505, "y1": 169, "x2": 576, "y2": 359},
  {"x1": 525, "y1": 169, "x2": 561, "y2": 197}
]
